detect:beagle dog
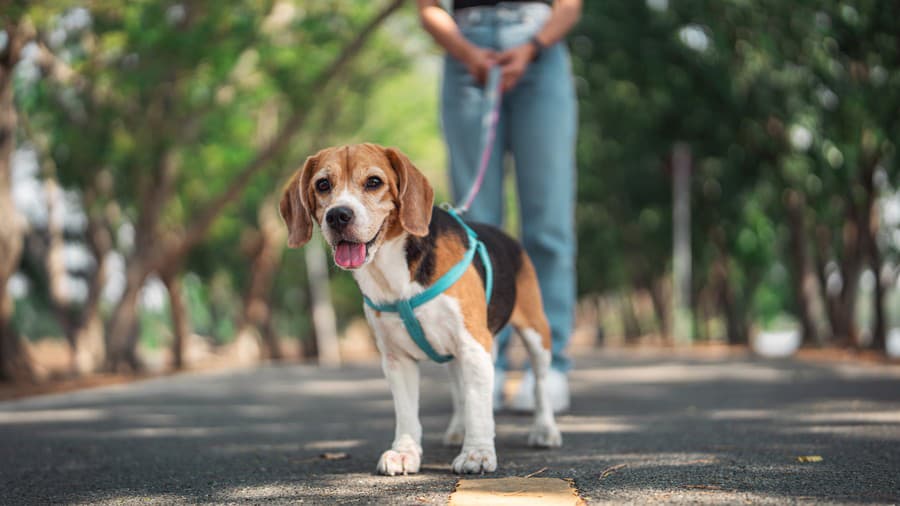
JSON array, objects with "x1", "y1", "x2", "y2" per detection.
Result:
[{"x1": 279, "y1": 143, "x2": 561, "y2": 475}]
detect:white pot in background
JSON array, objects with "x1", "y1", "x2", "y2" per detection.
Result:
[
  {"x1": 752, "y1": 329, "x2": 801, "y2": 358},
  {"x1": 887, "y1": 328, "x2": 900, "y2": 358}
]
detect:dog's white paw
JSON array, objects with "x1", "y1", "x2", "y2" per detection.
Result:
[
  {"x1": 528, "y1": 422, "x2": 563, "y2": 448},
  {"x1": 451, "y1": 446, "x2": 497, "y2": 474},
  {"x1": 442, "y1": 422, "x2": 465, "y2": 446},
  {"x1": 376, "y1": 448, "x2": 421, "y2": 476}
]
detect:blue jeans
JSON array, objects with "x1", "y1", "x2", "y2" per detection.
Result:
[{"x1": 441, "y1": 2, "x2": 577, "y2": 372}]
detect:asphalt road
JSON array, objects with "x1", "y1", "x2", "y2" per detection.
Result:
[{"x1": 2, "y1": 349, "x2": 899, "y2": 505}]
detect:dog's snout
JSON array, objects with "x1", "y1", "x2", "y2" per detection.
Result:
[{"x1": 325, "y1": 206, "x2": 354, "y2": 230}]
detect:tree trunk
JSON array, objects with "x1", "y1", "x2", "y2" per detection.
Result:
[
  {"x1": 784, "y1": 189, "x2": 827, "y2": 346},
  {"x1": 648, "y1": 278, "x2": 669, "y2": 342},
  {"x1": 834, "y1": 158, "x2": 886, "y2": 348},
  {"x1": 859, "y1": 162, "x2": 886, "y2": 350},
  {"x1": 814, "y1": 225, "x2": 846, "y2": 346},
  {"x1": 301, "y1": 319, "x2": 319, "y2": 360},
  {"x1": 104, "y1": 148, "x2": 179, "y2": 373},
  {"x1": 694, "y1": 287, "x2": 710, "y2": 342},
  {"x1": 871, "y1": 253, "x2": 886, "y2": 351},
  {"x1": 0, "y1": 21, "x2": 33, "y2": 382},
  {"x1": 238, "y1": 202, "x2": 287, "y2": 360},
  {"x1": 305, "y1": 237, "x2": 341, "y2": 366},
  {"x1": 828, "y1": 217, "x2": 862, "y2": 347},
  {"x1": 105, "y1": 265, "x2": 148, "y2": 372},
  {"x1": 43, "y1": 178, "x2": 82, "y2": 373},
  {"x1": 715, "y1": 258, "x2": 747, "y2": 346},
  {"x1": 72, "y1": 214, "x2": 111, "y2": 374},
  {"x1": 161, "y1": 270, "x2": 190, "y2": 370},
  {"x1": 621, "y1": 292, "x2": 642, "y2": 344},
  {"x1": 709, "y1": 228, "x2": 748, "y2": 345}
]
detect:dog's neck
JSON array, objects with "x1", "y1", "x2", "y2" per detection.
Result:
[{"x1": 353, "y1": 233, "x2": 424, "y2": 304}]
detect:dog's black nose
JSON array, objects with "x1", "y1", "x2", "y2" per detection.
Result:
[{"x1": 325, "y1": 206, "x2": 354, "y2": 230}]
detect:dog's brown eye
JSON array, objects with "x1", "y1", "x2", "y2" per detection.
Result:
[
  {"x1": 365, "y1": 176, "x2": 382, "y2": 190},
  {"x1": 315, "y1": 178, "x2": 331, "y2": 193}
]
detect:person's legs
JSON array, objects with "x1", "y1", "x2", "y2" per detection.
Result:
[
  {"x1": 501, "y1": 41, "x2": 577, "y2": 412},
  {"x1": 503, "y1": 41, "x2": 578, "y2": 376},
  {"x1": 440, "y1": 15, "x2": 515, "y2": 384}
]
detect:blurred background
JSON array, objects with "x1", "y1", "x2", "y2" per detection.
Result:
[{"x1": 1, "y1": 0, "x2": 898, "y2": 388}]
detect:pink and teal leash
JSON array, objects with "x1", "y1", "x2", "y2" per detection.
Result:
[{"x1": 454, "y1": 65, "x2": 503, "y2": 214}]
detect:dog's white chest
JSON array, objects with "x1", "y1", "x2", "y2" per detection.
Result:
[
  {"x1": 364, "y1": 295, "x2": 465, "y2": 361},
  {"x1": 353, "y1": 234, "x2": 472, "y2": 361}
]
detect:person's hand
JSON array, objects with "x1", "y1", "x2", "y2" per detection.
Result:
[
  {"x1": 461, "y1": 45, "x2": 497, "y2": 85},
  {"x1": 497, "y1": 43, "x2": 537, "y2": 92}
]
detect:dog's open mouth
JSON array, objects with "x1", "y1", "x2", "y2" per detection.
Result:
[
  {"x1": 333, "y1": 230, "x2": 381, "y2": 269},
  {"x1": 334, "y1": 241, "x2": 367, "y2": 269}
]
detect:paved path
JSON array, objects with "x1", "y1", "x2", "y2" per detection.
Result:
[{"x1": 2, "y1": 350, "x2": 899, "y2": 505}]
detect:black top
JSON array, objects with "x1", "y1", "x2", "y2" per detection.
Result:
[{"x1": 454, "y1": 0, "x2": 552, "y2": 10}]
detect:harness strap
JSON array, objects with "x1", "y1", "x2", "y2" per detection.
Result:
[
  {"x1": 397, "y1": 299, "x2": 453, "y2": 363},
  {"x1": 363, "y1": 209, "x2": 493, "y2": 363}
]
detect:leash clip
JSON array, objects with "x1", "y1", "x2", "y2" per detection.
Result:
[{"x1": 439, "y1": 202, "x2": 465, "y2": 215}]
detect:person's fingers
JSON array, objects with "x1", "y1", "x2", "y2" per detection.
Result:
[
  {"x1": 501, "y1": 68, "x2": 520, "y2": 91},
  {"x1": 468, "y1": 65, "x2": 480, "y2": 83},
  {"x1": 477, "y1": 64, "x2": 488, "y2": 84},
  {"x1": 497, "y1": 52, "x2": 514, "y2": 65}
]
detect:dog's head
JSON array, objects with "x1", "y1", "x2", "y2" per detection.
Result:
[{"x1": 279, "y1": 143, "x2": 434, "y2": 269}]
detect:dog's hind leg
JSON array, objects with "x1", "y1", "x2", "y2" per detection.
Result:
[
  {"x1": 443, "y1": 360, "x2": 466, "y2": 446},
  {"x1": 509, "y1": 255, "x2": 562, "y2": 448},
  {"x1": 516, "y1": 325, "x2": 562, "y2": 447}
]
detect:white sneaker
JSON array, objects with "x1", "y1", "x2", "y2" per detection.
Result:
[{"x1": 508, "y1": 369, "x2": 570, "y2": 414}]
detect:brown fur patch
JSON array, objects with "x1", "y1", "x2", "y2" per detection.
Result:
[
  {"x1": 425, "y1": 234, "x2": 494, "y2": 353},
  {"x1": 509, "y1": 251, "x2": 552, "y2": 350}
]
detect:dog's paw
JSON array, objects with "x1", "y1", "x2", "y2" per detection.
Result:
[
  {"x1": 528, "y1": 422, "x2": 563, "y2": 448},
  {"x1": 376, "y1": 448, "x2": 421, "y2": 476},
  {"x1": 442, "y1": 423, "x2": 465, "y2": 446},
  {"x1": 451, "y1": 446, "x2": 497, "y2": 474}
]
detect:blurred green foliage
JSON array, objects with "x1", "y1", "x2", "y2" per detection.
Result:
[
  {"x1": 573, "y1": 0, "x2": 899, "y2": 345},
  {"x1": 5, "y1": 0, "x2": 899, "y2": 366}
]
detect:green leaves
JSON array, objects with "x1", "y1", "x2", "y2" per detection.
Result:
[{"x1": 573, "y1": 0, "x2": 898, "y2": 342}]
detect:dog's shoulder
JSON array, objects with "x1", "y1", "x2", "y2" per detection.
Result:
[
  {"x1": 405, "y1": 207, "x2": 465, "y2": 286},
  {"x1": 404, "y1": 207, "x2": 523, "y2": 334}
]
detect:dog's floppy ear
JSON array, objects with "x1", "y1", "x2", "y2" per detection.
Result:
[
  {"x1": 279, "y1": 154, "x2": 319, "y2": 248},
  {"x1": 385, "y1": 147, "x2": 434, "y2": 237}
]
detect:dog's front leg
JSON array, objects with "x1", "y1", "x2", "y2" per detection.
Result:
[
  {"x1": 451, "y1": 337, "x2": 497, "y2": 474},
  {"x1": 442, "y1": 360, "x2": 466, "y2": 446},
  {"x1": 376, "y1": 352, "x2": 423, "y2": 476}
]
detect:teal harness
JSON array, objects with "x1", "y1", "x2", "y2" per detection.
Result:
[{"x1": 363, "y1": 208, "x2": 493, "y2": 363}]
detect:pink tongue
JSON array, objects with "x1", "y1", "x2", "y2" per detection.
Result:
[{"x1": 335, "y1": 242, "x2": 367, "y2": 268}]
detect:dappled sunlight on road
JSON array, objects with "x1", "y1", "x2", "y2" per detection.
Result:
[
  {"x1": 0, "y1": 408, "x2": 105, "y2": 424},
  {"x1": 293, "y1": 378, "x2": 389, "y2": 397},
  {"x1": 211, "y1": 472, "x2": 454, "y2": 504},
  {"x1": 304, "y1": 439, "x2": 365, "y2": 451},
  {"x1": 1, "y1": 352, "x2": 898, "y2": 504},
  {"x1": 553, "y1": 415, "x2": 640, "y2": 435},
  {"x1": 571, "y1": 360, "x2": 793, "y2": 385}
]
